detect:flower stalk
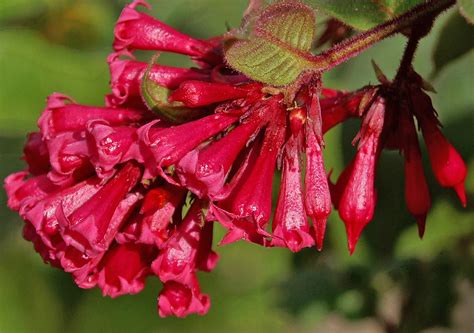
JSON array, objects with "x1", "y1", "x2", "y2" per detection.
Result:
[{"x1": 316, "y1": 0, "x2": 455, "y2": 72}]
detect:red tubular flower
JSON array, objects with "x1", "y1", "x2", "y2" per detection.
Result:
[
  {"x1": 176, "y1": 108, "x2": 269, "y2": 199},
  {"x1": 169, "y1": 81, "x2": 253, "y2": 107},
  {"x1": 118, "y1": 184, "x2": 187, "y2": 246},
  {"x1": 97, "y1": 243, "x2": 156, "y2": 298},
  {"x1": 107, "y1": 52, "x2": 210, "y2": 107},
  {"x1": 152, "y1": 200, "x2": 218, "y2": 284},
  {"x1": 216, "y1": 104, "x2": 286, "y2": 241},
  {"x1": 401, "y1": 110, "x2": 431, "y2": 237},
  {"x1": 304, "y1": 121, "x2": 332, "y2": 251},
  {"x1": 6, "y1": 0, "x2": 469, "y2": 319},
  {"x1": 272, "y1": 133, "x2": 314, "y2": 252},
  {"x1": 408, "y1": 72, "x2": 467, "y2": 206},
  {"x1": 113, "y1": 0, "x2": 219, "y2": 64},
  {"x1": 422, "y1": 124, "x2": 467, "y2": 207},
  {"x1": 86, "y1": 121, "x2": 142, "y2": 178},
  {"x1": 338, "y1": 96, "x2": 385, "y2": 254},
  {"x1": 320, "y1": 89, "x2": 368, "y2": 133},
  {"x1": 39, "y1": 93, "x2": 150, "y2": 139},
  {"x1": 139, "y1": 113, "x2": 240, "y2": 179},
  {"x1": 59, "y1": 162, "x2": 142, "y2": 256},
  {"x1": 158, "y1": 278, "x2": 210, "y2": 318}
]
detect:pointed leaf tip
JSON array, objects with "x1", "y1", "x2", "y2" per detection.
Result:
[{"x1": 371, "y1": 60, "x2": 389, "y2": 84}]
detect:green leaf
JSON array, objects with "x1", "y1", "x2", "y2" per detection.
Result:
[
  {"x1": 225, "y1": 1, "x2": 322, "y2": 86},
  {"x1": 458, "y1": 0, "x2": 474, "y2": 24},
  {"x1": 307, "y1": 0, "x2": 423, "y2": 30},
  {"x1": 433, "y1": 12, "x2": 474, "y2": 75},
  {"x1": 141, "y1": 63, "x2": 200, "y2": 124}
]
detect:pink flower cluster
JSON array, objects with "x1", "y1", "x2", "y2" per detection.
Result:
[{"x1": 4, "y1": 0, "x2": 467, "y2": 317}]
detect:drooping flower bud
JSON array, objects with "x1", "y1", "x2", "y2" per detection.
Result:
[
  {"x1": 338, "y1": 96, "x2": 385, "y2": 254},
  {"x1": 401, "y1": 111, "x2": 431, "y2": 237},
  {"x1": 420, "y1": 118, "x2": 467, "y2": 207}
]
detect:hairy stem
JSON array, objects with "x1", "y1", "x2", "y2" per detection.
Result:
[{"x1": 316, "y1": 0, "x2": 455, "y2": 72}]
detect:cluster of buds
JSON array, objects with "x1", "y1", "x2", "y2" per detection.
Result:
[
  {"x1": 331, "y1": 66, "x2": 467, "y2": 253},
  {"x1": 4, "y1": 0, "x2": 467, "y2": 317}
]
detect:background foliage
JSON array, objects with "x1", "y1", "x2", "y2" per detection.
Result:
[{"x1": 0, "y1": 1, "x2": 473, "y2": 332}]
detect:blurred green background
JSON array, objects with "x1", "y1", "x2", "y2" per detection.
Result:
[{"x1": 0, "y1": 1, "x2": 473, "y2": 332}]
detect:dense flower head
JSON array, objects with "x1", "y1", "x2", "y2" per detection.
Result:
[{"x1": 3, "y1": 0, "x2": 468, "y2": 318}]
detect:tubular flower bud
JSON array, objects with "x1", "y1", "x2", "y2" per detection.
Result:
[
  {"x1": 401, "y1": 111, "x2": 431, "y2": 237},
  {"x1": 339, "y1": 97, "x2": 385, "y2": 254},
  {"x1": 272, "y1": 134, "x2": 314, "y2": 252},
  {"x1": 304, "y1": 122, "x2": 332, "y2": 251},
  {"x1": 420, "y1": 116, "x2": 467, "y2": 207}
]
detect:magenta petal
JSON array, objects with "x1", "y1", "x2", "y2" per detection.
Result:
[
  {"x1": 272, "y1": 134, "x2": 314, "y2": 252},
  {"x1": 208, "y1": 203, "x2": 271, "y2": 246},
  {"x1": 23, "y1": 177, "x2": 103, "y2": 241}
]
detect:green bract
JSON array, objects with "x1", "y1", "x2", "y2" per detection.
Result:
[{"x1": 141, "y1": 61, "x2": 198, "y2": 124}]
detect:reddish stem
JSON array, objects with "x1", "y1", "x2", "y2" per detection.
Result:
[{"x1": 316, "y1": 0, "x2": 455, "y2": 72}]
